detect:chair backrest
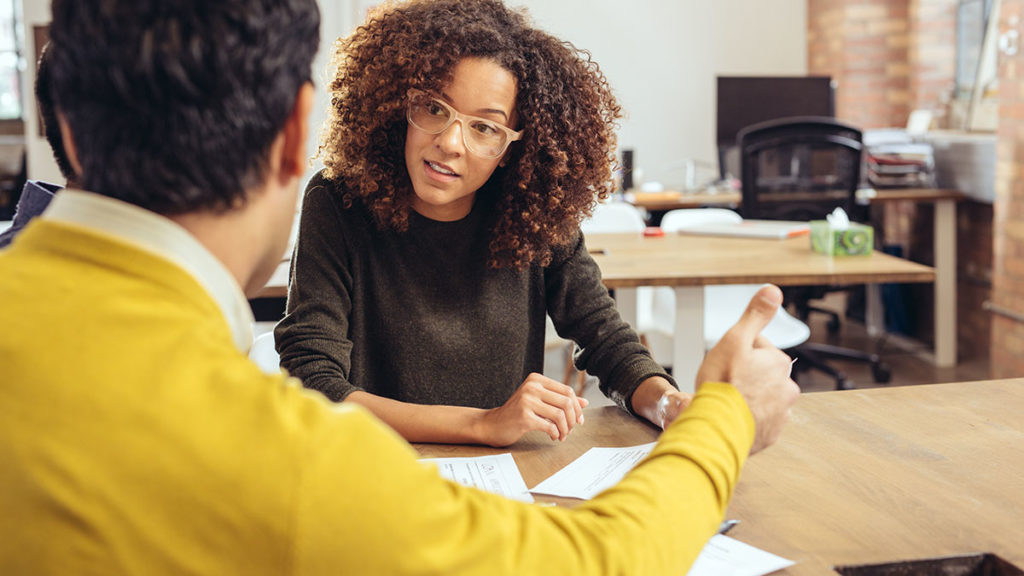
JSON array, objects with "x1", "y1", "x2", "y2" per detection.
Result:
[
  {"x1": 738, "y1": 116, "x2": 864, "y2": 222},
  {"x1": 249, "y1": 331, "x2": 281, "y2": 374},
  {"x1": 660, "y1": 208, "x2": 741, "y2": 232},
  {"x1": 580, "y1": 201, "x2": 646, "y2": 234},
  {"x1": 703, "y1": 285, "x2": 810, "y2": 350}
]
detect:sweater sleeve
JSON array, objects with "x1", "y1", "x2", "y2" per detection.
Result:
[
  {"x1": 545, "y1": 232, "x2": 677, "y2": 413},
  {"x1": 290, "y1": 381, "x2": 754, "y2": 575},
  {"x1": 274, "y1": 174, "x2": 360, "y2": 402}
]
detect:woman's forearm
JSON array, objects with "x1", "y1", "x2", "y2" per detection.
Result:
[{"x1": 345, "y1": 390, "x2": 490, "y2": 444}]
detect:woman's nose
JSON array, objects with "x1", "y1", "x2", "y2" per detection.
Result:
[{"x1": 435, "y1": 119, "x2": 466, "y2": 155}]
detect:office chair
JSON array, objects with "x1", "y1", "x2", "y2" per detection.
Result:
[
  {"x1": 737, "y1": 116, "x2": 890, "y2": 389},
  {"x1": 739, "y1": 116, "x2": 860, "y2": 331},
  {"x1": 645, "y1": 208, "x2": 811, "y2": 368}
]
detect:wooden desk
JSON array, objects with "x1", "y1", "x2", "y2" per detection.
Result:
[
  {"x1": 257, "y1": 258, "x2": 290, "y2": 299},
  {"x1": 627, "y1": 189, "x2": 741, "y2": 211},
  {"x1": 731, "y1": 379, "x2": 1024, "y2": 574},
  {"x1": 627, "y1": 188, "x2": 963, "y2": 368},
  {"x1": 418, "y1": 380, "x2": 1024, "y2": 573},
  {"x1": 257, "y1": 233, "x2": 935, "y2": 390},
  {"x1": 417, "y1": 405, "x2": 659, "y2": 508},
  {"x1": 586, "y1": 233, "x2": 935, "y2": 390}
]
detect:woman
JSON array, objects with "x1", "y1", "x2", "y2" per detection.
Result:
[{"x1": 276, "y1": 0, "x2": 689, "y2": 446}]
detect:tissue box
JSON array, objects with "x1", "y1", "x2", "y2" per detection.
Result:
[{"x1": 810, "y1": 221, "x2": 874, "y2": 256}]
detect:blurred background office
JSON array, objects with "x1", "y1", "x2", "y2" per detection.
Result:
[{"x1": 14, "y1": 0, "x2": 1024, "y2": 384}]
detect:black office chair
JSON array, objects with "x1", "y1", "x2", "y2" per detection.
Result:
[{"x1": 738, "y1": 116, "x2": 891, "y2": 389}]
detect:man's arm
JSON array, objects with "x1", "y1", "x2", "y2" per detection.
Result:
[{"x1": 290, "y1": 285, "x2": 799, "y2": 575}]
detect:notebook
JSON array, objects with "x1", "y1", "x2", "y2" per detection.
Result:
[{"x1": 678, "y1": 219, "x2": 810, "y2": 239}]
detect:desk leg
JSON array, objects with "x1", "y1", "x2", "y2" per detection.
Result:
[
  {"x1": 672, "y1": 286, "x2": 705, "y2": 394},
  {"x1": 934, "y1": 200, "x2": 957, "y2": 367},
  {"x1": 866, "y1": 285, "x2": 883, "y2": 337}
]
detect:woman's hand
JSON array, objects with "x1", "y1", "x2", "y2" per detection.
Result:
[
  {"x1": 654, "y1": 390, "x2": 693, "y2": 429},
  {"x1": 474, "y1": 373, "x2": 588, "y2": 447}
]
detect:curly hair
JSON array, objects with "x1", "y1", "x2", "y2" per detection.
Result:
[{"x1": 319, "y1": 0, "x2": 622, "y2": 269}]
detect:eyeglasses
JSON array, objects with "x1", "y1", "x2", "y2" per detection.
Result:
[{"x1": 406, "y1": 89, "x2": 523, "y2": 159}]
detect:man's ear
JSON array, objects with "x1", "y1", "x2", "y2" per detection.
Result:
[
  {"x1": 279, "y1": 82, "x2": 315, "y2": 180},
  {"x1": 57, "y1": 113, "x2": 83, "y2": 179}
]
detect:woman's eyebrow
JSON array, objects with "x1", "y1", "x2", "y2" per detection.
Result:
[{"x1": 441, "y1": 91, "x2": 509, "y2": 121}]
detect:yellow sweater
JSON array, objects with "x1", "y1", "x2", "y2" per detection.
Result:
[{"x1": 0, "y1": 220, "x2": 755, "y2": 575}]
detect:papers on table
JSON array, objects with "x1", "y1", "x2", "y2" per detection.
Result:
[
  {"x1": 421, "y1": 453, "x2": 533, "y2": 503},
  {"x1": 530, "y1": 442, "x2": 656, "y2": 500},
  {"x1": 688, "y1": 535, "x2": 795, "y2": 576},
  {"x1": 422, "y1": 445, "x2": 795, "y2": 575}
]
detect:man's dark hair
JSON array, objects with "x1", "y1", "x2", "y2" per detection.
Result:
[
  {"x1": 47, "y1": 0, "x2": 320, "y2": 215},
  {"x1": 34, "y1": 43, "x2": 74, "y2": 182}
]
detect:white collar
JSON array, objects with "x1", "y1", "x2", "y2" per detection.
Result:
[{"x1": 43, "y1": 190, "x2": 255, "y2": 353}]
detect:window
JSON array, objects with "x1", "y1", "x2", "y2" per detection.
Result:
[
  {"x1": 955, "y1": 0, "x2": 998, "y2": 131},
  {"x1": 956, "y1": 0, "x2": 993, "y2": 100},
  {"x1": 0, "y1": 0, "x2": 22, "y2": 120}
]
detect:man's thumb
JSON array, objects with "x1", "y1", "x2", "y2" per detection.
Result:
[{"x1": 726, "y1": 284, "x2": 783, "y2": 346}]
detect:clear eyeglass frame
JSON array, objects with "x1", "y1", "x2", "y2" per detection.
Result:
[{"x1": 406, "y1": 89, "x2": 523, "y2": 158}]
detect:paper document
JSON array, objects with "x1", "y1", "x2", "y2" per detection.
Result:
[
  {"x1": 421, "y1": 453, "x2": 533, "y2": 503},
  {"x1": 679, "y1": 220, "x2": 810, "y2": 239},
  {"x1": 687, "y1": 535, "x2": 795, "y2": 576},
  {"x1": 530, "y1": 443, "x2": 655, "y2": 500}
]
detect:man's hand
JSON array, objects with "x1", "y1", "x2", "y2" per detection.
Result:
[
  {"x1": 696, "y1": 284, "x2": 800, "y2": 454},
  {"x1": 474, "y1": 373, "x2": 588, "y2": 447}
]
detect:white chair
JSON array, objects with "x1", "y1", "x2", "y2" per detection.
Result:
[
  {"x1": 555, "y1": 201, "x2": 652, "y2": 392},
  {"x1": 643, "y1": 208, "x2": 810, "y2": 366},
  {"x1": 580, "y1": 200, "x2": 647, "y2": 234},
  {"x1": 249, "y1": 331, "x2": 282, "y2": 374},
  {"x1": 544, "y1": 314, "x2": 588, "y2": 394},
  {"x1": 580, "y1": 202, "x2": 653, "y2": 332}
]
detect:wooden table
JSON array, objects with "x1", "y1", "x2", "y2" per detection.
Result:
[
  {"x1": 627, "y1": 187, "x2": 963, "y2": 368},
  {"x1": 257, "y1": 232, "x2": 935, "y2": 391},
  {"x1": 417, "y1": 380, "x2": 1024, "y2": 574},
  {"x1": 731, "y1": 379, "x2": 1024, "y2": 574},
  {"x1": 417, "y1": 405, "x2": 659, "y2": 508},
  {"x1": 586, "y1": 233, "x2": 935, "y2": 390}
]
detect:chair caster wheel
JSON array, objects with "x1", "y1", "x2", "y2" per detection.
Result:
[
  {"x1": 836, "y1": 376, "x2": 855, "y2": 390},
  {"x1": 872, "y1": 363, "x2": 892, "y2": 384}
]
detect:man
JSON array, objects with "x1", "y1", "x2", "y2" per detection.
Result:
[
  {"x1": 0, "y1": 1, "x2": 799, "y2": 574},
  {"x1": 0, "y1": 43, "x2": 75, "y2": 249}
]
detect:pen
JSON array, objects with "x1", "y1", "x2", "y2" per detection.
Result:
[{"x1": 717, "y1": 519, "x2": 739, "y2": 535}]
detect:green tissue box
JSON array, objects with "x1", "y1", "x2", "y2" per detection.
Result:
[{"x1": 810, "y1": 221, "x2": 874, "y2": 256}]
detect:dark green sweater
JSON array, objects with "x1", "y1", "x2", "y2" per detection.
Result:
[{"x1": 275, "y1": 173, "x2": 675, "y2": 413}]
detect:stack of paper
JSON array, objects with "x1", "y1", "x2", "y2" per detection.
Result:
[
  {"x1": 678, "y1": 220, "x2": 810, "y2": 240},
  {"x1": 863, "y1": 129, "x2": 935, "y2": 188}
]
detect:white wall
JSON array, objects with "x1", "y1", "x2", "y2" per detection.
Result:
[
  {"x1": 22, "y1": 0, "x2": 808, "y2": 190},
  {"x1": 19, "y1": 0, "x2": 347, "y2": 187},
  {"x1": 511, "y1": 0, "x2": 807, "y2": 187},
  {"x1": 20, "y1": 0, "x2": 59, "y2": 183},
  {"x1": 318, "y1": 0, "x2": 807, "y2": 187}
]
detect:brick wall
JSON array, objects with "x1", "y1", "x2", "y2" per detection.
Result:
[
  {"x1": 808, "y1": 0, "x2": 911, "y2": 129},
  {"x1": 808, "y1": 0, "x2": 956, "y2": 127},
  {"x1": 991, "y1": 0, "x2": 1024, "y2": 377},
  {"x1": 908, "y1": 0, "x2": 958, "y2": 121},
  {"x1": 808, "y1": 0, "x2": 993, "y2": 363}
]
